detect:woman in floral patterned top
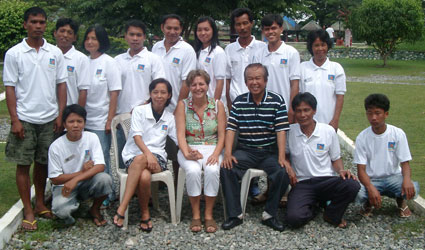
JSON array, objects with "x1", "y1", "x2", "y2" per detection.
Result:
[{"x1": 175, "y1": 69, "x2": 226, "y2": 233}]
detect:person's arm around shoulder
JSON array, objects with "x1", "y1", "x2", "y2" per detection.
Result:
[
  {"x1": 400, "y1": 161, "x2": 415, "y2": 200},
  {"x1": 206, "y1": 100, "x2": 226, "y2": 166}
]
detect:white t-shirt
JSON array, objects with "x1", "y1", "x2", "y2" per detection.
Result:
[
  {"x1": 300, "y1": 58, "x2": 346, "y2": 124},
  {"x1": 326, "y1": 27, "x2": 335, "y2": 39},
  {"x1": 48, "y1": 131, "x2": 105, "y2": 185},
  {"x1": 85, "y1": 53, "x2": 122, "y2": 130},
  {"x1": 115, "y1": 48, "x2": 165, "y2": 114},
  {"x1": 354, "y1": 124, "x2": 412, "y2": 178},
  {"x1": 3, "y1": 38, "x2": 68, "y2": 124},
  {"x1": 152, "y1": 38, "x2": 196, "y2": 112},
  {"x1": 287, "y1": 122, "x2": 340, "y2": 181},
  {"x1": 122, "y1": 103, "x2": 178, "y2": 163},
  {"x1": 196, "y1": 45, "x2": 227, "y2": 103},
  {"x1": 251, "y1": 41, "x2": 301, "y2": 109},
  {"x1": 63, "y1": 46, "x2": 90, "y2": 105},
  {"x1": 225, "y1": 36, "x2": 266, "y2": 101}
]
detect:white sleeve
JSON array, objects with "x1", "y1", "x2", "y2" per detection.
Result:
[
  {"x1": 106, "y1": 58, "x2": 122, "y2": 91},
  {"x1": 90, "y1": 133, "x2": 106, "y2": 165},
  {"x1": 396, "y1": 129, "x2": 412, "y2": 163},
  {"x1": 329, "y1": 127, "x2": 341, "y2": 161},
  {"x1": 48, "y1": 144, "x2": 64, "y2": 178},
  {"x1": 151, "y1": 54, "x2": 166, "y2": 79},
  {"x1": 334, "y1": 63, "x2": 346, "y2": 95},
  {"x1": 131, "y1": 107, "x2": 145, "y2": 137},
  {"x1": 3, "y1": 51, "x2": 18, "y2": 86},
  {"x1": 56, "y1": 51, "x2": 68, "y2": 84},
  {"x1": 168, "y1": 117, "x2": 178, "y2": 146},
  {"x1": 181, "y1": 48, "x2": 197, "y2": 81},
  {"x1": 212, "y1": 49, "x2": 227, "y2": 80},
  {"x1": 288, "y1": 49, "x2": 301, "y2": 81},
  {"x1": 353, "y1": 134, "x2": 368, "y2": 165},
  {"x1": 77, "y1": 55, "x2": 91, "y2": 90}
]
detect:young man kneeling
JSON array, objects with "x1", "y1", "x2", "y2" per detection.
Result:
[
  {"x1": 285, "y1": 92, "x2": 360, "y2": 228},
  {"x1": 48, "y1": 104, "x2": 112, "y2": 226},
  {"x1": 354, "y1": 94, "x2": 419, "y2": 218}
]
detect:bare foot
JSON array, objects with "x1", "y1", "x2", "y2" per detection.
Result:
[{"x1": 89, "y1": 208, "x2": 107, "y2": 227}]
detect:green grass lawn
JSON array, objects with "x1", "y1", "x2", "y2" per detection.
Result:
[
  {"x1": 336, "y1": 59, "x2": 425, "y2": 197},
  {"x1": 0, "y1": 143, "x2": 21, "y2": 217}
]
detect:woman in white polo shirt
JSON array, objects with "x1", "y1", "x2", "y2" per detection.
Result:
[
  {"x1": 113, "y1": 78, "x2": 177, "y2": 232},
  {"x1": 300, "y1": 29, "x2": 346, "y2": 131},
  {"x1": 194, "y1": 16, "x2": 228, "y2": 105},
  {"x1": 83, "y1": 24, "x2": 122, "y2": 206}
]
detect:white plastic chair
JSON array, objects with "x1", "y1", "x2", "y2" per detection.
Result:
[
  {"x1": 240, "y1": 169, "x2": 267, "y2": 217},
  {"x1": 175, "y1": 167, "x2": 226, "y2": 223},
  {"x1": 111, "y1": 113, "x2": 177, "y2": 229}
]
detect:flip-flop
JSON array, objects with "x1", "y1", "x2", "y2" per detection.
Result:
[
  {"x1": 21, "y1": 219, "x2": 37, "y2": 231},
  {"x1": 113, "y1": 213, "x2": 125, "y2": 228},
  {"x1": 140, "y1": 217, "x2": 153, "y2": 232},
  {"x1": 37, "y1": 210, "x2": 55, "y2": 219},
  {"x1": 204, "y1": 219, "x2": 218, "y2": 233},
  {"x1": 90, "y1": 213, "x2": 107, "y2": 227},
  {"x1": 399, "y1": 205, "x2": 412, "y2": 218},
  {"x1": 190, "y1": 218, "x2": 202, "y2": 232}
]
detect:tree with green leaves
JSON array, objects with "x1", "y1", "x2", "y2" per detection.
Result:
[
  {"x1": 0, "y1": 0, "x2": 33, "y2": 58},
  {"x1": 348, "y1": 0, "x2": 424, "y2": 66}
]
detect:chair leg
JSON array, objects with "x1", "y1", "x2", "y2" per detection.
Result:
[
  {"x1": 176, "y1": 168, "x2": 186, "y2": 223},
  {"x1": 240, "y1": 170, "x2": 253, "y2": 217},
  {"x1": 151, "y1": 182, "x2": 159, "y2": 210},
  {"x1": 120, "y1": 176, "x2": 129, "y2": 229},
  {"x1": 163, "y1": 175, "x2": 177, "y2": 224}
]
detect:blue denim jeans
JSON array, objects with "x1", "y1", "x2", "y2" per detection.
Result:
[
  {"x1": 356, "y1": 174, "x2": 420, "y2": 204},
  {"x1": 85, "y1": 129, "x2": 115, "y2": 201},
  {"x1": 116, "y1": 125, "x2": 126, "y2": 169}
]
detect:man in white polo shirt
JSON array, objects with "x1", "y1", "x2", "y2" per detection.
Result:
[
  {"x1": 3, "y1": 7, "x2": 67, "y2": 231},
  {"x1": 54, "y1": 18, "x2": 90, "y2": 107},
  {"x1": 225, "y1": 8, "x2": 266, "y2": 111},
  {"x1": 115, "y1": 19, "x2": 165, "y2": 168},
  {"x1": 285, "y1": 92, "x2": 359, "y2": 228},
  {"x1": 252, "y1": 14, "x2": 300, "y2": 123},
  {"x1": 152, "y1": 14, "x2": 196, "y2": 182}
]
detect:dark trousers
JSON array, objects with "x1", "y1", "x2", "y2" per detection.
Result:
[
  {"x1": 220, "y1": 147, "x2": 289, "y2": 218},
  {"x1": 286, "y1": 176, "x2": 360, "y2": 227}
]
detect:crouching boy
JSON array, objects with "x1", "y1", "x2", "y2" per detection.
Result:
[
  {"x1": 48, "y1": 104, "x2": 112, "y2": 226},
  {"x1": 354, "y1": 94, "x2": 419, "y2": 217}
]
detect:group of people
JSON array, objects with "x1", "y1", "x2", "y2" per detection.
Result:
[{"x1": 3, "y1": 6, "x2": 419, "y2": 233}]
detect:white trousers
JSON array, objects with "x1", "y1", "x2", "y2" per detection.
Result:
[{"x1": 177, "y1": 145, "x2": 222, "y2": 197}]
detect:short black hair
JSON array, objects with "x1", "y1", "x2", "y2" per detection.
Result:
[
  {"x1": 306, "y1": 29, "x2": 333, "y2": 56},
  {"x1": 194, "y1": 16, "x2": 219, "y2": 58},
  {"x1": 125, "y1": 19, "x2": 147, "y2": 35},
  {"x1": 230, "y1": 8, "x2": 253, "y2": 29},
  {"x1": 55, "y1": 18, "x2": 79, "y2": 34},
  {"x1": 161, "y1": 14, "x2": 183, "y2": 27},
  {"x1": 147, "y1": 78, "x2": 173, "y2": 107},
  {"x1": 364, "y1": 93, "x2": 390, "y2": 112},
  {"x1": 261, "y1": 14, "x2": 283, "y2": 28},
  {"x1": 62, "y1": 104, "x2": 87, "y2": 123},
  {"x1": 24, "y1": 7, "x2": 47, "y2": 22},
  {"x1": 83, "y1": 24, "x2": 110, "y2": 53},
  {"x1": 244, "y1": 63, "x2": 268, "y2": 83},
  {"x1": 292, "y1": 92, "x2": 318, "y2": 111}
]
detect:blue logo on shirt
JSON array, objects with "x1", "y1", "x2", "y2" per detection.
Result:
[
  {"x1": 49, "y1": 58, "x2": 56, "y2": 66},
  {"x1": 67, "y1": 66, "x2": 74, "y2": 72},
  {"x1": 172, "y1": 57, "x2": 180, "y2": 64},
  {"x1": 162, "y1": 125, "x2": 168, "y2": 131},
  {"x1": 96, "y1": 69, "x2": 102, "y2": 76},
  {"x1": 280, "y1": 59, "x2": 288, "y2": 65},
  {"x1": 328, "y1": 74, "x2": 335, "y2": 81},
  {"x1": 388, "y1": 142, "x2": 396, "y2": 151},
  {"x1": 137, "y1": 64, "x2": 145, "y2": 70},
  {"x1": 317, "y1": 144, "x2": 325, "y2": 150},
  {"x1": 205, "y1": 57, "x2": 211, "y2": 63}
]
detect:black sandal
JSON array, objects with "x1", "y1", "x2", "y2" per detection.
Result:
[
  {"x1": 113, "y1": 213, "x2": 125, "y2": 228},
  {"x1": 140, "y1": 217, "x2": 153, "y2": 232}
]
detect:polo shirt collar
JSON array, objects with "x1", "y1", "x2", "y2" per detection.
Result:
[
  {"x1": 265, "y1": 41, "x2": 286, "y2": 56},
  {"x1": 145, "y1": 102, "x2": 166, "y2": 122},
  {"x1": 236, "y1": 35, "x2": 256, "y2": 51},
  {"x1": 247, "y1": 89, "x2": 268, "y2": 104},
  {"x1": 295, "y1": 119, "x2": 320, "y2": 138},
  {"x1": 309, "y1": 57, "x2": 330, "y2": 70},
  {"x1": 63, "y1": 46, "x2": 76, "y2": 59},
  {"x1": 22, "y1": 38, "x2": 49, "y2": 52},
  {"x1": 125, "y1": 47, "x2": 147, "y2": 59}
]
